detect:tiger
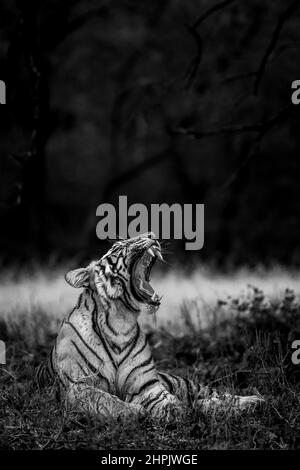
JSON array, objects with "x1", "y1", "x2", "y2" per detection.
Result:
[{"x1": 36, "y1": 232, "x2": 264, "y2": 421}]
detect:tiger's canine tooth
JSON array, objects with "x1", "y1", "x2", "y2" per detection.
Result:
[
  {"x1": 147, "y1": 248, "x2": 155, "y2": 257},
  {"x1": 156, "y1": 250, "x2": 163, "y2": 261}
]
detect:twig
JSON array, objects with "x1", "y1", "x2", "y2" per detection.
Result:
[
  {"x1": 185, "y1": 0, "x2": 237, "y2": 88},
  {"x1": 169, "y1": 123, "x2": 261, "y2": 139},
  {"x1": 219, "y1": 104, "x2": 293, "y2": 190},
  {"x1": 254, "y1": 0, "x2": 300, "y2": 94},
  {"x1": 192, "y1": 0, "x2": 237, "y2": 29},
  {"x1": 169, "y1": 104, "x2": 292, "y2": 141},
  {"x1": 185, "y1": 25, "x2": 203, "y2": 89},
  {"x1": 169, "y1": 103, "x2": 293, "y2": 194}
]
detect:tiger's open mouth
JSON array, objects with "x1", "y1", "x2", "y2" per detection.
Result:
[{"x1": 132, "y1": 244, "x2": 163, "y2": 308}]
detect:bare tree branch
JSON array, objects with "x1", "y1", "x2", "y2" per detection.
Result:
[
  {"x1": 192, "y1": 0, "x2": 237, "y2": 29},
  {"x1": 221, "y1": 41, "x2": 300, "y2": 86},
  {"x1": 184, "y1": 25, "x2": 203, "y2": 89},
  {"x1": 169, "y1": 104, "x2": 295, "y2": 199},
  {"x1": 185, "y1": 0, "x2": 238, "y2": 89},
  {"x1": 168, "y1": 104, "x2": 293, "y2": 141},
  {"x1": 104, "y1": 103, "x2": 294, "y2": 201},
  {"x1": 218, "y1": 104, "x2": 294, "y2": 191},
  {"x1": 169, "y1": 123, "x2": 261, "y2": 139},
  {"x1": 254, "y1": 0, "x2": 300, "y2": 94}
]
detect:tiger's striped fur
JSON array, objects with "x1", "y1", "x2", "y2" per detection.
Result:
[{"x1": 36, "y1": 232, "x2": 263, "y2": 420}]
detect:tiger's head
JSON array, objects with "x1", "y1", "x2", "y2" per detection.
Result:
[{"x1": 65, "y1": 232, "x2": 163, "y2": 313}]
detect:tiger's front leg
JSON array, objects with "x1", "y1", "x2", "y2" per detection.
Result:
[
  {"x1": 127, "y1": 381, "x2": 183, "y2": 420},
  {"x1": 158, "y1": 371, "x2": 205, "y2": 403},
  {"x1": 118, "y1": 340, "x2": 184, "y2": 419},
  {"x1": 119, "y1": 361, "x2": 183, "y2": 420},
  {"x1": 66, "y1": 382, "x2": 145, "y2": 421}
]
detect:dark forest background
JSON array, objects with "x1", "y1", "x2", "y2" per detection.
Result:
[{"x1": 0, "y1": 0, "x2": 300, "y2": 266}]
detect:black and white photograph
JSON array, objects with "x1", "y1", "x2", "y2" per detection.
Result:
[{"x1": 0, "y1": 0, "x2": 300, "y2": 455}]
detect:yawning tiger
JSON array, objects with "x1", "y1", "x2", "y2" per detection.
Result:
[{"x1": 36, "y1": 232, "x2": 263, "y2": 420}]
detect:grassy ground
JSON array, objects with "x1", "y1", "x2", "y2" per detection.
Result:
[{"x1": 0, "y1": 267, "x2": 300, "y2": 449}]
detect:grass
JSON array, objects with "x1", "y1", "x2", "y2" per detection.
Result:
[{"x1": 0, "y1": 266, "x2": 300, "y2": 449}]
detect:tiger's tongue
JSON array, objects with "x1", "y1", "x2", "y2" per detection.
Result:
[
  {"x1": 135, "y1": 251, "x2": 155, "y2": 297},
  {"x1": 139, "y1": 278, "x2": 155, "y2": 296}
]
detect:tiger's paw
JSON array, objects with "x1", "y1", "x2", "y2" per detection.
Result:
[
  {"x1": 198, "y1": 391, "x2": 264, "y2": 414},
  {"x1": 229, "y1": 393, "x2": 265, "y2": 410},
  {"x1": 152, "y1": 401, "x2": 184, "y2": 422}
]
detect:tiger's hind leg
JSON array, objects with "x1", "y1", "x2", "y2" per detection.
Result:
[
  {"x1": 66, "y1": 383, "x2": 145, "y2": 421},
  {"x1": 158, "y1": 372, "x2": 264, "y2": 412}
]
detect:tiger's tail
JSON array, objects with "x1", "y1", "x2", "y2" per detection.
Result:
[{"x1": 35, "y1": 350, "x2": 56, "y2": 389}]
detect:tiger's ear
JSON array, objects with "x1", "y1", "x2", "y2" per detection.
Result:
[{"x1": 65, "y1": 267, "x2": 90, "y2": 288}]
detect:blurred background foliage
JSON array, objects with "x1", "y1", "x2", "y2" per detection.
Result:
[{"x1": 0, "y1": 0, "x2": 300, "y2": 265}]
